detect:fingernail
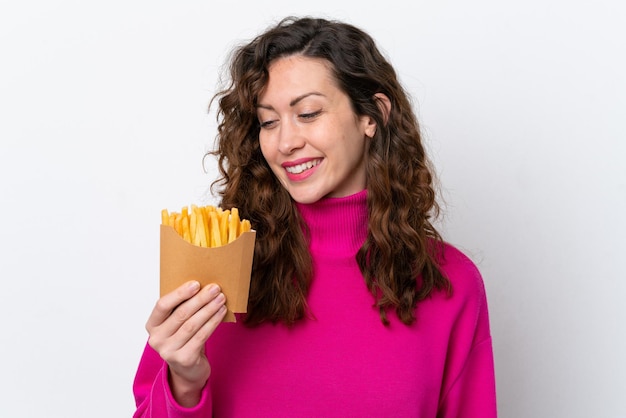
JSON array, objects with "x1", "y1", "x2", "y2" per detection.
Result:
[
  {"x1": 188, "y1": 281, "x2": 200, "y2": 291},
  {"x1": 208, "y1": 284, "x2": 220, "y2": 296}
]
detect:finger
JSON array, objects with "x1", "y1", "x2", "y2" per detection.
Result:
[
  {"x1": 169, "y1": 301, "x2": 227, "y2": 366},
  {"x1": 146, "y1": 281, "x2": 201, "y2": 330},
  {"x1": 170, "y1": 293, "x2": 227, "y2": 355},
  {"x1": 156, "y1": 289, "x2": 226, "y2": 360},
  {"x1": 154, "y1": 284, "x2": 222, "y2": 339}
]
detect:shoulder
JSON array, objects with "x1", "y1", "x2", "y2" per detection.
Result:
[
  {"x1": 437, "y1": 242, "x2": 487, "y2": 304},
  {"x1": 438, "y1": 243, "x2": 481, "y2": 276},
  {"x1": 434, "y1": 243, "x2": 493, "y2": 344}
]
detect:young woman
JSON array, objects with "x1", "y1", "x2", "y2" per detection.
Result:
[{"x1": 133, "y1": 16, "x2": 497, "y2": 417}]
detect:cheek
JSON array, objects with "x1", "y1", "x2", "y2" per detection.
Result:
[
  {"x1": 259, "y1": 139, "x2": 283, "y2": 179},
  {"x1": 258, "y1": 136, "x2": 272, "y2": 162}
]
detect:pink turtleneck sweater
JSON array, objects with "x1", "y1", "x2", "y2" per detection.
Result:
[{"x1": 133, "y1": 190, "x2": 497, "y2": 417}]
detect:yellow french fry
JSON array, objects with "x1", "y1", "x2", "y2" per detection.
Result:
[
  {"x1": 219, "y1": 209, "x2": 230, "y2": 244},
  {"x1": 174, "y1": 213, "x2": 183, "y2": 235},
  {"x1": 194, "y1": 206, "x2": 207, "y2": 247},
  {"x1": 161, "y1": 209, "x2": 169, "y2": 226},
  {"x1": 190, "y1": 206, "x2": 198, "y2": 245},
  {"x1": 209, "y1": 211, "x2": 221, "y2": 247},
  {"x1": 241, "y1": 219, "x2": 251, "y2": 233},
  {"x1": 202, "y1": 207, "x2": 210, "y2": 247},
  {"x1": 182, "y1": 211, "x2": 192, "y2": 244},
  {"x1": 228, "y1": 208, "x2": 239, "y2": 243}
]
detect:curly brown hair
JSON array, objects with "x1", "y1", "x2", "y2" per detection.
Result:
[{"x1": 208, "y1": 16, "x2": 451, "y2": 326}]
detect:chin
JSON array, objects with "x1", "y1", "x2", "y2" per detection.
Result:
[
  {"x1": 289, "y1": 194, "x2": 323, "y2": 205},
  {"x1": 286, "y1": 188, "x2": 326, "y2": 205}
]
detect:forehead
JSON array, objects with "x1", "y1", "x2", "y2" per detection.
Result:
[
  {"x1": 260, "y1": 56, "x2": 338, "y2": 100},
  {"x1": 267, "y1": 54, "x2": 333, "y2": 73}
]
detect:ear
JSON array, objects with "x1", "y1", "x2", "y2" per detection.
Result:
[
  {"x1": 363, "y1": 115, "x2": 377, "y2": 138},
  {"x1": 363, "y1": 93, "x2": 392, "y2": 138}
]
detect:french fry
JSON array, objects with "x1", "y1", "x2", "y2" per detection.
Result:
[
  {"x1": 209, "y1": 211, "x2": 221, "y2": 247},
  {"x1": 228, "y1": 208, "x2": 239, "y2": 243},
  {"x1": 191, "y1": 206, "x2": 206, "y2": 247},
  {"x1": 189, "y1": 206, "x2": 198, "y2": 245},
  {"x1": 219, "y1": 209, "x2": 230, "y2": 245},
  {"x1": 181, "y1": 212, "x2": 191, "y2": 244},
  {"x1": 174, "y1": 213, "x2": 183, "y2": 236}
]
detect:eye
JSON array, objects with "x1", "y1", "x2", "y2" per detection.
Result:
[
  {"x1": 298, "y1": 110, "x2": 322, "y2": 121},
  {"x1": 259, "y1": 119, "x2": 277, "y2": 129}
]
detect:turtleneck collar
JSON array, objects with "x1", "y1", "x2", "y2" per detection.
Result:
[{"x1": 295, "y1": 190, "x2": 368, "y2": 257}]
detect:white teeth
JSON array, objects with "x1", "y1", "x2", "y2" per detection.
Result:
[{"x1": 285, "y1": 159, "x2": 320, "y2": 174}]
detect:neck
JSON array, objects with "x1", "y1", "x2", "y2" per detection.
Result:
[{"x1": 295, "y1": 190, "x2": 368, "y2": 257}]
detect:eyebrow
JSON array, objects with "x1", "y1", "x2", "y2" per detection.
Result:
[{"x1": 256, "y1": 92, "x2": 325, "y2": 110}]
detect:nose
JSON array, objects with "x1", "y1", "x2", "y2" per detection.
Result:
[{"x1": 277, "y1": 120, "x2": 305, "y2": 155}]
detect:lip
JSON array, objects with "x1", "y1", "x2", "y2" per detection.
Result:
[{"x1": 281, "y1": 158, "x2": 322, "y2": 181}]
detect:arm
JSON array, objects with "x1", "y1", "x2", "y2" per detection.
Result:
[
  {"x1": 437, "y1": 248, "x2": 498, "y2": 417},
  {"x1": 437, "y1": 336, "x2": 497, "y2": 418},
  {"x1": 132, "y1": 342, "x2": 213, "y2": 418},
  {"x1": 132, "y1": 281, "x2": 227, "y2": 417}
]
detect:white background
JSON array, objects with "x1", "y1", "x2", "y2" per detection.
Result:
[{"x1": 1, "y1": 1, "x2": 624, "y2": 417}]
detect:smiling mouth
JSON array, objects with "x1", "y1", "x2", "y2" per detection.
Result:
[{"x1": 285, "y1": 159, "x2": 322, "y2": 174}]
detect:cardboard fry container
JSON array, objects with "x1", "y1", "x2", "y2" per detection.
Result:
[{"x1": 160, "y1": 225, "x2": 256, "y2": 322}]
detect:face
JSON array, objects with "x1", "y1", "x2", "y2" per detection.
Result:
[{"x1": 256, "y1": 56, "x2": 377, "y2": 204}]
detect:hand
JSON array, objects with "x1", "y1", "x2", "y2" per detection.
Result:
[{"x1": 145, "y1": 281, "x2": 227, "y2": 407}]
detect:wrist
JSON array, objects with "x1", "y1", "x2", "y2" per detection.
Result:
[{"x1": 168, "y1": 369, "x2": 209, "y2": 408}]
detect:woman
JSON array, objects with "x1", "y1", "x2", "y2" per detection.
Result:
[{"x1": 133, "y1": 16, "x2": 497, "y2": 417}]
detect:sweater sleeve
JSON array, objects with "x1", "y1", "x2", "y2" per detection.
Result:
[
  {"x1": 437, "y1": 247, "x2": 498, "y2": 418},
  {"x1": 132, "y1": 342, "x2": 213, "y2": 418},
  {"x1": 438, "y1": 336, "x2": 497, "y2": 417}
]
